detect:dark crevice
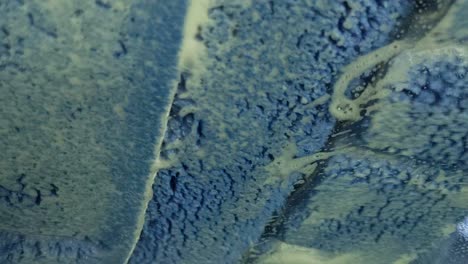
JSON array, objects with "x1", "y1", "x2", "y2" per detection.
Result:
[
  {"x1": 268, "y1": 1, "x2": 274, "y2": 15},
  {"x1": 113, "y1": 40, "x2": 128, "y2": 58},
  {"x1": 195, "y1": 26, "x2": 204, "y2": 41},
  {"x1": 295, "y1": 32, "x2": 304, "y2": 48},
  {"x1": 170, "y1": 176, "x2": 177, "y2": 192},
  {"x1": 342, "y1": 1, "x2": 352, "y2": 14},
  {"x1": 95, "y1": 0, "x2": 112, "y2": 9},
  {"x1": 27, "y1": 13, "x2": 34, "y2": 26},
  {"x1": 50, "y1": 184, "x2": 59, "y2": 196},
  {"x1": 34, "y1": 190, "x2": 42, "y2": 206},
  {"x1": 74, "y1": 9, "x2": 84, "y2": 16}
]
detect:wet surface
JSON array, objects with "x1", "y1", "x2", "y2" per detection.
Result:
[
  {"x1": 1, "y1": 1, "x2": 467, "y2": 263},
  {"x1": 244, "y1": 1, "x2": 468, "y2": 263}
]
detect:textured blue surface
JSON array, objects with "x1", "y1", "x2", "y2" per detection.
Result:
[
  {"x1": 362, "y1": 56, "x2": 468, "y2": 168},
  {"x1": 0, "y1": 0, "x2": 187, "y2": 263},
  {"x1": 249, "y1": 51, "x2": 467, "y2": 263},
  {"x1": 130, "y1": 1, "x2": 412, "y2": 263},
  {"x1": 281, "y1": 153, "x2": 466, "y2": 249}
]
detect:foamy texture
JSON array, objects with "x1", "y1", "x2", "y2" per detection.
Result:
[{"x1": 329, "y1": 0, "x2": 467, "y2": 122}]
